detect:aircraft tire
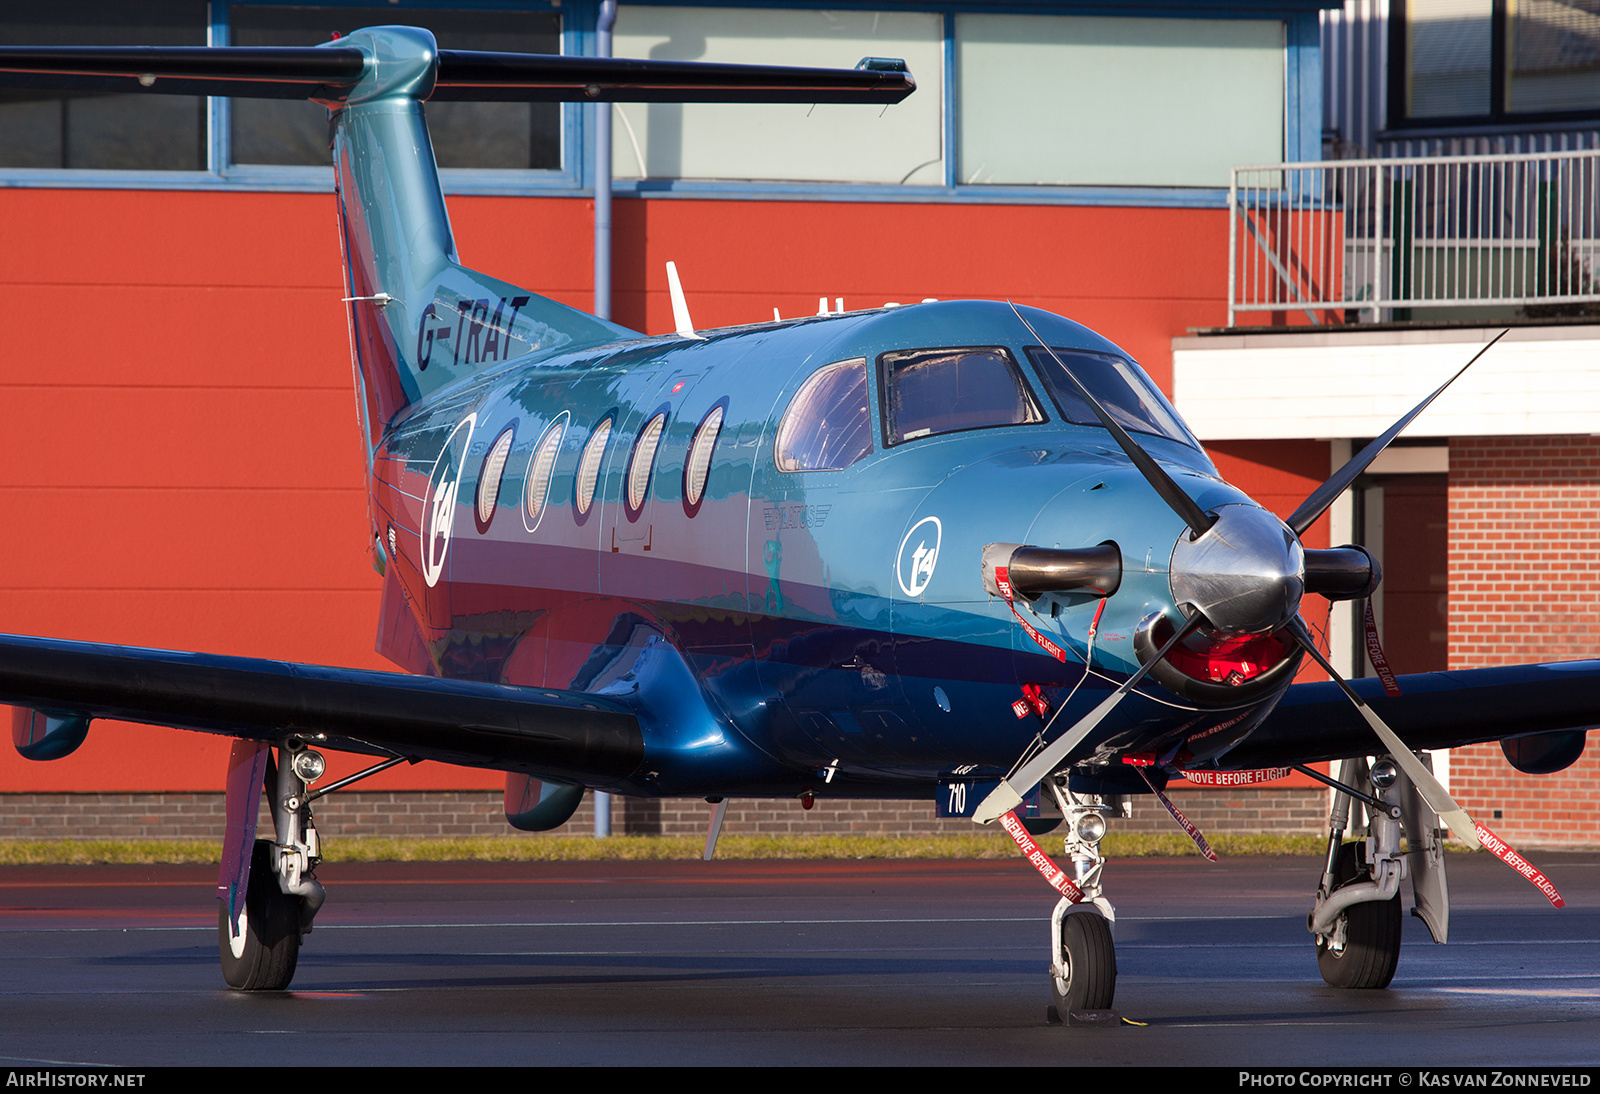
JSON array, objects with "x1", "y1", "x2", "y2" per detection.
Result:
[
  {"x1": 1051, "y1": 911, "x2": 1116, "y2": 1015},
  {"x1": 1315, "y1": 843, "x2": 1400, "y2": 990},
  {"x1": 218, "y1": 839, "x2": 301, "y2": 991}
]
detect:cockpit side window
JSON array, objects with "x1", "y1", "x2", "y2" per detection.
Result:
[
  {"x1": 879, "y1": 346, "x2": 1045, "y2": 446},
  {"x1": 775, "y1": 358, "x2": 873, "y2": 473},
  {"x1": 1025, "y1": 347, "x2": 1201, "y2": 449}
]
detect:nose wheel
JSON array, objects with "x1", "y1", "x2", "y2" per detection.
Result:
[{"x1": 1052, "y1": 909, "x2": 1117, "y2": 1014}]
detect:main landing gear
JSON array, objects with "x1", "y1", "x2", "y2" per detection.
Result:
[
  {"x1": 1043, "y1": 778, "x2": 1124, "y2": 1025},
  {"x1": 1307, "y1": 755, "x2": 1449, "y2": 990},
  {"x1": 219, "y1": 740, "x2": 328, "y2": 991}
]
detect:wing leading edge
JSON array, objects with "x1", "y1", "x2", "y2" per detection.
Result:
[
  {"x1": 0, "y1": 633, "x2": 643, "y2": 785},
  {"x1": 1224, "y1": 659, "x2": 1600, "y2": 769}
]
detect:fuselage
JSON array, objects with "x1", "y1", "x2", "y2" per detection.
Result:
[{"x1": 368, "y1": 299, "x2": 1294, "y2": 799}]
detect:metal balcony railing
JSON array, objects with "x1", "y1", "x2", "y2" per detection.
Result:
[{"x1": 1228, "y1": 148, "x2": 1600, "y2": 326}]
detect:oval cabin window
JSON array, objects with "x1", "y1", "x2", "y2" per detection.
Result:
[
  {"x1": 627, "y1": 412, "x2": 667, "y2": 512},
  {"x1": 575, "y1": 417, "x2": 612, "y2": 515},
  {"x1": 523, "y1": 416, "x2": 566, "y2": 529},
  {"x1": 684, "y1": 405, "x2": 723, "y2": 508},
  {"x1": 475, "y1": 426, "x2": 515, "y2": 530}
]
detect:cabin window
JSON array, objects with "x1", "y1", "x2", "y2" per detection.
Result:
[
  {"x1": 683, "y1": 404, "x2": 724, "y2": 512},
  {"x1": 474, "y1": 425, "x2": 515, "y2": 531},
  {"x1": 626, "y1": 412, "x2": 668, "y2": 513},
  {"x1": 523, "y1": 414, "x2": 567, "y2": 530},
  {"x1": 879, "y1": 347, "x2": 1045, "y2": 446},
  {"x1": 575, "y1": 417, "x2": 612, "y2": 515},
  {"x1": 775, "y1": 359, "x2": 872, "y2": 473},
  {"x1": 1025, "y1": 347, "x2": 1200, "y2": 448}
]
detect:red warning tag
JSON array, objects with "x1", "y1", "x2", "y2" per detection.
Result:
[
  {"x1": 1180, "y1": 767, "x2": 1294, "y2": 786},
  {"x1": 995, "y1": 566, "x2": 1068, "y2": 663},
  {"x1": 1136, "y1": 767, "x2": 1218, "y2": 862},
  {"x1": 1475, "y1": 822, "x2": 1565, "y2": 908},
  {"x1": 1363, "y1": 600, "x2": 1402, "y2": 697},
  {"x1": 1000, "y1": 809, "x2": 1083, "y2": 901}
]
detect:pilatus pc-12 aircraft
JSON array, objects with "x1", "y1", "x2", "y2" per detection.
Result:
[{"x1": 0, "y1": 26, "x2": 1591, "y2": 1017}]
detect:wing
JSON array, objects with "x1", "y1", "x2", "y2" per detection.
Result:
[
  {"x1": 1223, "y1": 659, "x2": 1600, "y2": 769},
  {"x1": 0, "y1": 632, "x2": 643, "y2": 785}
]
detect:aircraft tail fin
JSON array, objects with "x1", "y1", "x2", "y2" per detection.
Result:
[{"x1": 0, "y1": 29, "x2": 914, "y2": 446}]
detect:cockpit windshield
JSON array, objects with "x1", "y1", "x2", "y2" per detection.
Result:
[
  {"x1": 1025, "y1": 347, "x2": 1200, "y2": 449},
  {"x1": 880, "y1": 346, "x2": 1045, "y2": 446}
]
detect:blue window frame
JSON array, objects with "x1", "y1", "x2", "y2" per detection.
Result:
[{"x1": 0, "y1": 0, "x2": 1327, "y2": 209}]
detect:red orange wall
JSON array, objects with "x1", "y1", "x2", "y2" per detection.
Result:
[{"x1": 0, "y1": 188, "x2": 1317, "y2": 793}]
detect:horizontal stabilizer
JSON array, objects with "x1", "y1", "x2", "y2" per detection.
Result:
[
  {"x1": 0, "y1": 633, "x2": 643, "y2": 786},
  {"x1": 432, "y1": 51, "x2": 916, "y2": 103},
  {"x1": 0, "y1": 44, "x2": 914, "y2": 105},
  {"x1": 0, "y1": 46, "x2": 366, "y2": 100}
]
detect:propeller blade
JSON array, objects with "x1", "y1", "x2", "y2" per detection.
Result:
[
  {"x1": 1286, "y1": 618, "x2": 1481, "y2": 848},
  {"x1": 973, "y1": 612, "x2": 1205, "y2": 824},
  {"x1": 1008, "y1": 302, "x2": 1215, "y2": 537},
  {"x1": 1286, "y1": 330, "x2": 1507, "y2": 537}
]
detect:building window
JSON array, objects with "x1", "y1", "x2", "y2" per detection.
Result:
[
  {"x1": 230, "y1": 5, "x2": 562, "y2": 170},
  {"x1": 611, "y1": 6, "x2": 945, "y2": 185},
  {"x1": 1394, "y1": 0, "x2": 1600, "y2": 125},
  {"x1": 955, "y1": 13, "x2": 1284, "y2": 187},
  {"x1": 0, "y1": 0, "x2": 208, "y2": 171},
  {"x1": 0, "y1": 2, "x2": 1304, "y2": 202}
]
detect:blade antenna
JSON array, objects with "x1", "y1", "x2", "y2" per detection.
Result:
[
  {"x1": 1007, "y1": 301, "x2": 1214, "y2": 538},
  {"x1": 666, "y1": 261, "x2": 702, "y2": 339},
  {"x1": 1286, "y1": 330, "x2": 1507, "y2": 537}
]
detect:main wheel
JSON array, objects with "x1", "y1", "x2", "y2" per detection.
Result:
[
  {"x1": 1315, "y1": 842, "x2": 1400, "y2": 989},
  {"x1": 1051, "y1": 911, "x2": 1117, "y2": 1014},
  {"x1": 219, "y1": 839, "x2": 301, "y2": 991}
]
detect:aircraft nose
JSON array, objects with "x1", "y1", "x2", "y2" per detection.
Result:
[{"x1": 1168, "y1": 503, "x2": 1304, "y2": 635}]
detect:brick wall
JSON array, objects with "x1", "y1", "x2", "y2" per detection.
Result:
[
  {"x1": 0, "y1": 786, "x2": 1329, "y2": 842},
  {"x1": 1448, "y1": 435, "x2": 1600, "y2": 847}
]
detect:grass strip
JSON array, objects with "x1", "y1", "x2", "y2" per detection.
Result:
[{"x1": 0, "y1": 831, "x2": 1328, "y2": 865}]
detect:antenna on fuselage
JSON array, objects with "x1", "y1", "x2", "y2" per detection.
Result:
[{"x1": 665, "y1": 261, "x2": 703, "y2": 340}]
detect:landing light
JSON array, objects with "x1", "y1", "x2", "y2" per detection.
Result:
[
  {"x1": 292, "y1": 748, "x2": 327, "y2": 784},
  {"x1": 1075, "y1": 812, "x2": 1107, "y2": 844}
]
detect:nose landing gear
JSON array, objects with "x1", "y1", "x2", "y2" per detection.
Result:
[{"x1": 1043, "y1": 778, "x2": 1124, "y2": 1025}]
